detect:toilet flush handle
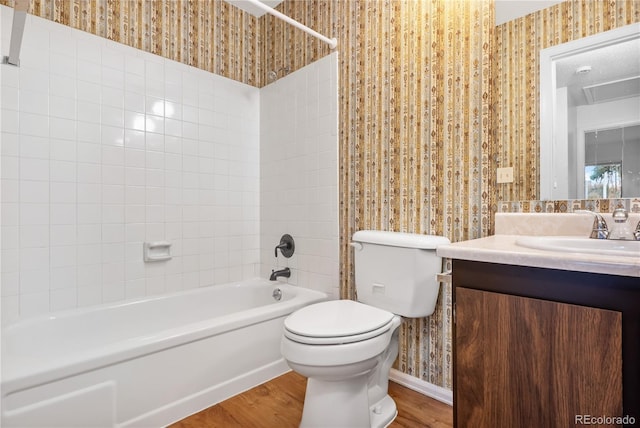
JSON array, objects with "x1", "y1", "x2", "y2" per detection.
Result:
[{"x1": 350, "y1": 242, "x2": 363, "y2": 251}]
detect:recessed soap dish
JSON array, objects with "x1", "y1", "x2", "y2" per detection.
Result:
[{"x1": 143, "y1": 241, "x2": 172, "y2": 262}]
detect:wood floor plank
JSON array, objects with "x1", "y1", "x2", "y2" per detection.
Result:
[{"x1": 170, "y1": 371, "x2": 453, "y2": 428}]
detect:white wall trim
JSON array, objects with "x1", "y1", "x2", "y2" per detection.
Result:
[
  {"x1": 389, "y1": 368, "x2": 453, "y2": 407},
  {"x1": 495, "y1": 1, "x2": 564, "y2": 26}
]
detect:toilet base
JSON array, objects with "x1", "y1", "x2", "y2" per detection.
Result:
[
  {"x1": 299, "y1": 372, "x2": 370, "y2": 428},
  {"x1": 299, "y1": 374, "x2": 397, "y2": 428},
  {"x1": 370, "y1": 394, "x2": 397, "y2": 428}
]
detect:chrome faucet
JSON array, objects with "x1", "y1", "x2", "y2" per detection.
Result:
[
  {"x1": 576, "y1": 210, "x2": 609, "y2": 239},
  {"x1": 608, "y1": 208, "x2": 635, "y2": 240},
  {"x1": 269, "y1": 267, "x2": 291, "y2": 281}
]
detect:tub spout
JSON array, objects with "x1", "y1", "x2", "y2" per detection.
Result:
[{"x1": 270, "y1": 267, "x2": 291, "y2": 281}]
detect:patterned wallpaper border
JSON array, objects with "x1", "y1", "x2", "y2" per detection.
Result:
[{"x1": 498, "y1": 198, "x2": 640, "y2": 213}]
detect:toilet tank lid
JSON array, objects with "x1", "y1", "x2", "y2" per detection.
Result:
[{"x1": 352, "y1": 230, "x2": 450, "y2": 249}]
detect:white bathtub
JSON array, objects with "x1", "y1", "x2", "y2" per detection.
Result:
[{"x1": 1, "y1": 279, "x2": 327, "y2": 427}]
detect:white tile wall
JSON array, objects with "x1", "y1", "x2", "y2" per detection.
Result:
[
  {"x1": 260, "y1": 53, "x2": 340, "y2": 298},
  {"x1": 1, "y1": 6, "x2": 261, "y2": 323}
]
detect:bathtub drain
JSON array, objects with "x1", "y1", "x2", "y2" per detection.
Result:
[{"x1": 272, "y1": 288, "x2": 282, "y2": 301}]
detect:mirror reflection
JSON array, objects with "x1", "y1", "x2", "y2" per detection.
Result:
[
  {"x1": 583, "y1": 125, "x2": 640, "y2": 199},
  {"x1": 540, "y1": 23, "x2": 640, "y2": 200}
]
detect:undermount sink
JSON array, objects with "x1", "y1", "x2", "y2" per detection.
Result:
[{"x1": 515, "y1": 236, "x2": 640, "y2": 257}]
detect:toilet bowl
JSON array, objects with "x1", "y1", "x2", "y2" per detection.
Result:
[
  {"x1": 280, "y1": 231, "x2": 450, "y2": 428},
  {"x1": 282, "y1": 300, "x2": 402, "y2": 428}
]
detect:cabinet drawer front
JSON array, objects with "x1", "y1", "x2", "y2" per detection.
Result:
[{"x1": 455, "y1": 287, "x2": 622, "y2": 428}]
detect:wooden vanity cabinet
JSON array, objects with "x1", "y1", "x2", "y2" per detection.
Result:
[{"x1": 452, "y1": 259, "x2": 639, "y2": 428}]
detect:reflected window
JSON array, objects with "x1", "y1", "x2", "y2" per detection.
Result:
[
  {"x1": 583, "y1": 124, "x2": 640, "y2": 199},
  {"x1": 585, "y1": 163, "x2": 622, "y2": 198}
]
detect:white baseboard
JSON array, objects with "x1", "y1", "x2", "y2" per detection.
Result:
[{"x1": 389, "y1": 368, "x2": 453, "y2": 406}]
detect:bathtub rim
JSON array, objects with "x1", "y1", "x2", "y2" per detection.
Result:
[
  {"x1": 1, "y1": 279, "x2": 327, "y2": 394},
  {"x1": 3, "y1": 277, "x2": 294, "y2": 330}
]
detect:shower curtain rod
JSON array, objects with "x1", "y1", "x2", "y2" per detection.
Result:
[
  {"x1": 2, "y1": 0, "x2": 29, "y2": 66},
  {"x1": 244, "y1": 0, "x2": 337, "y2": 49}
]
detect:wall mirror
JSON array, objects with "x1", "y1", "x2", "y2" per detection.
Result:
[{"x1": 540, "y1": 23, "x2": 640, "y2": 200}]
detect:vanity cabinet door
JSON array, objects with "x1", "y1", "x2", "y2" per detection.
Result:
[{"x1": 455, "y1": 287, "x2": 622, "y2": 428}]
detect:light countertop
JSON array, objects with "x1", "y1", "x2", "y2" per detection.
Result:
[
  {"x1": 436, "y1": 213, "x2": 640, "y2": 278},
  {"x1": 437, "y1": 234, "x2": 640, "y2": 278}
]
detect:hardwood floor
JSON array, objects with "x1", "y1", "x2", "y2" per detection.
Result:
[{"x1": 170, "y1": 371, "x2": 453, "y2": 428}]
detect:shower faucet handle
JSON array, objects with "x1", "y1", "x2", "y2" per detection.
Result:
[
  {"x1": 275, "y1": 234, "x2": 295, "y2": 258},
  {"x1": 274, "y1": 243, "x2": 288, "y2": 257}
]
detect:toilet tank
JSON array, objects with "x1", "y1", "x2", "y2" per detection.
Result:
[{"x1": 351, "y1": 231, "x2": 450, "y2": 318}]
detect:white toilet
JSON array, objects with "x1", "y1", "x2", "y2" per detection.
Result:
[{"x1": 281, "y1": 230, "x2": 450, "y2": 428}]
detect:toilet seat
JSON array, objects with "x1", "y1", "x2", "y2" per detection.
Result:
[{"x1": 284, "y1": 300, "x2": 396, "y2": 345}]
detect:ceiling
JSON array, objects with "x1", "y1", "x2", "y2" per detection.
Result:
[
  {"x1": 494, "y1": 0, "x2": 563, "y2": 26},
  {"x1": 224, "y1": 0, "x2": 284, "y2": 17},
  {"x1": 556, "y1": 37, "x2": 640, "y2": 107}
]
